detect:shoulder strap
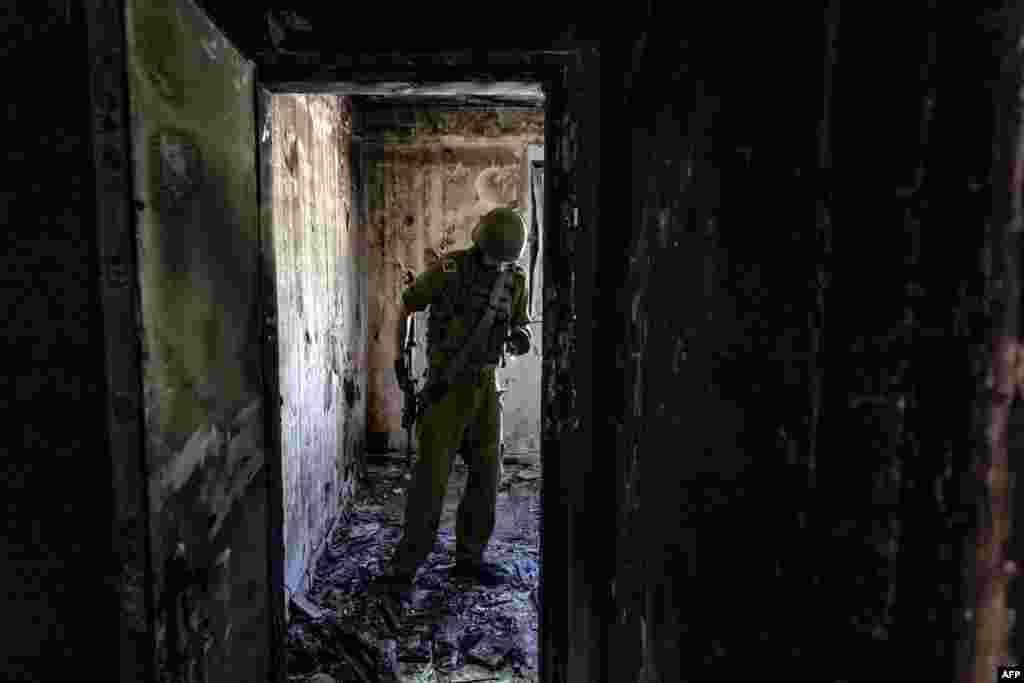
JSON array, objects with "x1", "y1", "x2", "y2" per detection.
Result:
[
  {"x1": 420, "y1": 264, "x2": 513, "y2": 405},
  {"x1": 442, "y1": 264, "x2": 511, "y2": 382}
]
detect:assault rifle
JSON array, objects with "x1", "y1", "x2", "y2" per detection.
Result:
[{"x1": 399, "y1": 272, "x2": 418, "y2": 473}]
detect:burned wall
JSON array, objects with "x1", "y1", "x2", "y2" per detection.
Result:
[
  {"x1": 539, "y1": 45, "x2": 607, "y2": 683},
  {"x1": 589, "y1": 4, "x2": 997, "y2": 681},
  {"x1": 124, "y1": 0, "x2": 270, "y2": 679},
  {"x1": 362, "y1": 110, "x2": 544, "y2": 453},
  {"x1": 817, "y1": 4, "x2": 991, "y2": 676},
  {"x1": 269, "y1": 93, "x2": 366, "y2": 606}
]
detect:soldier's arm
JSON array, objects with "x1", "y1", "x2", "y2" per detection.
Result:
[
  {"x1": 397, "y1": 260, "x2": 450, "y2": 358},
  {"x1": 508, "y1": 268, "x2": 532, "y2": 354}
]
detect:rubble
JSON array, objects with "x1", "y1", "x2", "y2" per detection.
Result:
[{"x1": 285, "y1": 457, "x2": 542, "y2": 682}]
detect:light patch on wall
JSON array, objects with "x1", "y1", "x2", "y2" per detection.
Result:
[
  {"x1": 475, "y1": 166, "x2": 519, "y2": 206},
  {"x1": 310, "y1": 97, "x2": 337, "y2": 140},
  {"x1": 203, "y1": 415, "x2": 264, "y2": 540},
  {"x1": 155, "y1": 423, "x2": 220, "y2": 495},
  {"x1": 148, "y1": 398, "x2": 263, "y2": 531},
  {"x1": 152, "y1": 128, "x2": 203, "y2": 215}
]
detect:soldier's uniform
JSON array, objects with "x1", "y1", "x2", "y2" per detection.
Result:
[{"x1": 389, "y1": 244, "x2": 531, "y2": 579}]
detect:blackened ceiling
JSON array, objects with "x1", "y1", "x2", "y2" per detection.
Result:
[{"x1": 193, "y1": 1, "x2": 593, "y2": 61}]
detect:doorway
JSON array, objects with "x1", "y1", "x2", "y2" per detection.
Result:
[
  {"x1": 262, "y1": 96, "x2": 550, "y2": 681},
  {"x1": 88, "y1": 1, "x2": 592, "y2": 677}
]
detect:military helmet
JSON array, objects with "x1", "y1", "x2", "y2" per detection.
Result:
[{"x1": 471, "y1": 207, "x2": 527, "y2": 262}]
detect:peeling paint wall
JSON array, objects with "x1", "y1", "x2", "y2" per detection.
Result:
[
  {"x1": 124, "y1": 0, "x2": 269, "y2": 679},
  {"x1": 363, "y1": 110, "x2": 544, "y2": 452},
  {"x1": 270, "y1": 93, "x2": 366, "y2": 605}
]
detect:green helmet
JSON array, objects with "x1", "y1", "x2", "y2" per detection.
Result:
[{"x1": 471, "y1": 208, "x2": 527, "y2": 262}]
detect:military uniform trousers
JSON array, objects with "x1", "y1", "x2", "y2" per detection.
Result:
[{"x1": 391, "y1": 365, "x2": 503, "y2": 575}]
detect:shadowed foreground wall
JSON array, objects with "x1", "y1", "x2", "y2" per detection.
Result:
[
  {"x1": 3, "y1": 1, "x2": 126, "y2": 680},
  {"x1": 595, "y1": 5, "x2": 995, "y2": 680},
  {"x1": 126, "y1": 0, "x2": 269, "y2": 678}
]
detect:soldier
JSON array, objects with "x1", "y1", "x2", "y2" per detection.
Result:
[{"x1": 375, "y1": 207, "x2": 532, "y2": 595}]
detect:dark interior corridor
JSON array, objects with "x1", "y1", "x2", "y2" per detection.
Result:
[{"x1": 10, "y1": 2, "x2": 1024, "y2": 682}]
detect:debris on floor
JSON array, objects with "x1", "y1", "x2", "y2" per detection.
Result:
[{"x1": 285, "y1": 454, "x2": 542, "y2": 683}]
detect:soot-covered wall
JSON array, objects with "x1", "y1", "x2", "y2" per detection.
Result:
[
  {"x1": 592, "y1": 5, "x2": 1003, "y2": 681},
  {"x1": 5, "y1": 1, "x2": 130, "y2": 680},
  {"x1": 269, "y1": 93, "x2": 367, "y2": 605},
  {"x1": 362, "y1": 110, "x2": 544, "y2": 453},
  {"x1": 125, "y1": 0, "x2": 270, "y2": 678}
]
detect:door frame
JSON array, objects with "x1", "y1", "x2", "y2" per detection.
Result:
[
  {"x1": 527, "y1": 143, "x2": 545, "y2": 323},
  {"x1": 87, "y1": 0, "x2": 589, "y2": 676},
  {"x1": 259, "y1": 52, "x2": 579, "y2": 683}
]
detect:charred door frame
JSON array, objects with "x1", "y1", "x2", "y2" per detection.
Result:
[
  {"x1": 84, "y1": 0, "x2": 157, "y2": 680},
  {"x1": 255, "y1": 84, "x2": 286, "y2": 681},
  {"x1": 258, "y1": 49, "x2": 581, "y2": 683}
]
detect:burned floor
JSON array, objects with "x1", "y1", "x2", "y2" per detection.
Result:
[{"x1": 285, "y1": 455, "x2": 542, "y2": 683}]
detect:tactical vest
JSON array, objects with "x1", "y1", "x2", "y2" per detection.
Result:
[{"x1": 427, "y1": 248, "x2": 516, "y2": 370}]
